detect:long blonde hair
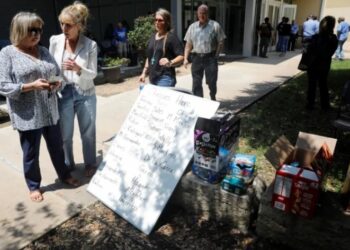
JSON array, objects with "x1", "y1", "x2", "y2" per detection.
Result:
[
  {"x1": 59, "y1": 1, "x2": 89, "y2": 32},
  {"x1": 155, "y1": 8, "x2": 172, "y2": 32}
]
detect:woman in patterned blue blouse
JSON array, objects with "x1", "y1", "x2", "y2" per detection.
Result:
[{"x1": 0, "y1": 12, "x2": 80, "y2": 202}]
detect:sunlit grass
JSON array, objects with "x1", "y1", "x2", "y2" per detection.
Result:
[{"x1": 238, "y1": 59, "x2": 350, "y2": 191}]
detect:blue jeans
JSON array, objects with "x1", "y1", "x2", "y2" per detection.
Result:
[
  {"x1": 58, "y1": 85, "x2": 97, "y2": 168},
  {"x1": 153, "y1": 75, "x2": 175, "y2": 87},
  {"x1": 279, "y1": 35, "x2": 289, "y2": 53},
  {"x1": 336, "y1": 39, "x2": 346, "y2": 59}
]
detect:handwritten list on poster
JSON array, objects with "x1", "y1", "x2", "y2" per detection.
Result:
[{"x1": 87, "y1": 85, "x2": 219, "y2": 234}]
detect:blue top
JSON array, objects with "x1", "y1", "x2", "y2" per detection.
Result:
[
  {"x1": 113, "y1": 27, "x2": 127, "y2": 42},
  {"x1": 291, "y1": 24, "x2": 299, "y2": 35},
  {"x1": 303, "y1": 19, "x2": 318, "y2": 37},
  {"x1": 337, "y1": 21, "x2": 349, "y2": 41}
]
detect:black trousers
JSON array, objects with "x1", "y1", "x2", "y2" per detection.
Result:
[
  {"x1": 18, "y1": 123, "x2": 70, "y2": 191},
  {"x1": 191, "y1": 54, "x2": 218, "y2": 100},
  {"x1": 306, "y1": 67, "x2": 330, "y2": 109}
]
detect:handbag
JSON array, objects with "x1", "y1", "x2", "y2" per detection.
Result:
[{"x1": 298, "y1": 52, "x2": 309, "y2": 71}]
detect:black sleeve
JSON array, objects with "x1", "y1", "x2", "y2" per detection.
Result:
[{"x1": 167, "y1": 33, "x2": 184, "y2": 58}]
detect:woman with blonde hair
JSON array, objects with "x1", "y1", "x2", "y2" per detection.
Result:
[
  {"x1": 139, "y1": 8, "x2": 184, "y2": 86},
  {"x1": 0, "y1": 12, "x2": 80, "y2": 202},
  {"x1": 50, "y1": 1, "x2": 98, "y2": 177}
]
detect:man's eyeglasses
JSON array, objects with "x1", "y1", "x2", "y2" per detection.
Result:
[
  {"x1": 154, "y1": 18, "x2": 164, "y2": 23},
  {"x1": 28, "y1": 27, "x2": 43, "y2": 37}
]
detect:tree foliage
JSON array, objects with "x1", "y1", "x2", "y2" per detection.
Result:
[{"x1": 128, "y1": 15, "x2": 155, "y2": 51}]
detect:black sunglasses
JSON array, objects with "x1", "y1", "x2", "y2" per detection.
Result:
[{"x1": 28, "y1": 27, "x2": 43, "y2": 36}]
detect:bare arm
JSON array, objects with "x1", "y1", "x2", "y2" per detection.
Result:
[
  {"x1": 139, "y1": 58, "x2": 149, "y2": 83},
  {"x1": 183, "y1": 41, "x2": 193, "y2": 69},
  {"x1": 215, "y1": 40, "x2": 224, "y2": 58}
]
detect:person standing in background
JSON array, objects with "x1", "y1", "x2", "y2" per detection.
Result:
[
  {"x1": 258, "y1": 17, "x2": 273, "y2": 58},
  {"x1": 139, "y1": 8, "x2": 184, "y2": 87},
  {"x1": 183, "y1": 4, "x2": 226, "y2": 100},
  {"x1": 335, "y1": 17, "x2": 349, "y2": 60},
  {"x1": 0, "y1": 12, "x2": 80, "y2": 202},
  {"x1": 50, "y1": 1, "x2": 98, "y2": 178},
  {"x1": 302, "y1": 15, "x2": 318, "y2": 50},
  {"x1": 305, "y1": 16, "x2": 338, "y2": 110},
  {"x1": 113, "y1": 21, "x2": 128, "y2": 58},
  {"x1": 288, "y1": 20, "x2": 299, "y2": 51}
]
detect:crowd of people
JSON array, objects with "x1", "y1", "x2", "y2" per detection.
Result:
[{"x1": 258, "y1": 14, "x2": 349, "y2": 59}]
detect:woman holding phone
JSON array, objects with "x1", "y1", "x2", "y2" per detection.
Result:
[
  {"x1": 0, "y1": 12, "x2": 80, "y2": 202},
  {"x1": 50, "y1": 1, "x2": 98, "y2": 177}
]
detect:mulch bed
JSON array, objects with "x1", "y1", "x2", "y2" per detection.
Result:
[{"x1": 24, "y1": 201, "x2": 287, "y2": 250}]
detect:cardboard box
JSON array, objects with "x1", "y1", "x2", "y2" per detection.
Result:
[
  {"x1": 192, "y1": 111, "x2": 240, "y2": 183},
  {"x1": 272, "y1": 164, "x2": 301, "y2": 212},
  {"x1": 266, "y1": 132, "x2": 337, "y2": 217},
  {"x1": 229, "y1": 153, "x2": 256, "y2": 181},
  {"x1": 265, "y1": 132, "x2": 336, "y2": 177},
  {"x1": 221, "y1": 153, "x2": 256, "y2": 195},
  {"x1": 291, "y1": 169, "x2": 320, "y2": 218}
]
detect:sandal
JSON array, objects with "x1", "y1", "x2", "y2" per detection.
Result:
[
  {"x1": 62, "y1": 176, "x2": 81, "y2": 187},
  {"x1": 30, "y1": 189, "x2": 44, "y2": 202},
  {"x1": 344, "y1": 202, "x2": 350, "y2": 216},
  {"x1": 85, "y1": 166, "x2": 97, "y2": 177}
]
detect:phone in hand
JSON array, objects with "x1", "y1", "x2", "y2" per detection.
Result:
[{"x1": 48, "y1": 76, "x2": 63, "y2": 85}]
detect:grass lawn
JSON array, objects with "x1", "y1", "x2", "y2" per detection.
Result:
[{"x1": 238, "y1": 59, "x2": 350, "y2": 192}]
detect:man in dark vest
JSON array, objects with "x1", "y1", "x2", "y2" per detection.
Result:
[{"x1": 258, "y1": 17, "x2": 273, "y2": 58}]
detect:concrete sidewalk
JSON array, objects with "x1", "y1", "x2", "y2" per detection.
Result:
[{"x1": 0, "y1": 51, "x2": 301, "y2": 249}]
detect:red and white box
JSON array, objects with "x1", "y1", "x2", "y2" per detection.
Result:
[
  {"x1": 272, "y1": 164, "x2": 301, "y2": 212},
  {"x1": 291, "y1": 169, "x2": 320, "y2": 218}
]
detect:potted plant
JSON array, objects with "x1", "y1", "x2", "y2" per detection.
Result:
[
  {"x1": 101, "y1": 57, "x2": 130, "y2": 83},
  {"x1": 128, "y1": 15, "x2": 155, "y2": 65}
]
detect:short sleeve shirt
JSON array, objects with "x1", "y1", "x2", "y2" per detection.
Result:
[
  {"x1": 184, "y1": 20, "x2": 226, "y2": 53},
  {"x1": 146, "y1": 32, "x2": 184, "y2": 84},
  {"x1": 337, "y1": 21, "x2": 349, "y2": 41}
]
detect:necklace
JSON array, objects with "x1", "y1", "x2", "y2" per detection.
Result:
[{"x1": 150, "y1": 32, "x2": 168, "y2": 65}]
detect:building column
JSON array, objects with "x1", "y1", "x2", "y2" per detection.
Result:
[
  {"x1": 243, "y1": 0, "x2": 257, "y2": 57},
  {"x1": 171, "y1": 0, "x2": 182, "y2": 39}
]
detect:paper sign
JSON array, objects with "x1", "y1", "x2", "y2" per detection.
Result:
[{"x1": 87, "y1": 85, "x2": 219, "y2": 234}]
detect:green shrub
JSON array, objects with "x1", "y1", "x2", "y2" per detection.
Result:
[
  {"x1": 103, "y1": 57, "x2": 130, "y2": 67},
  {"x1": 128, "y1": 15, "x2": 155, "y2": 51}
]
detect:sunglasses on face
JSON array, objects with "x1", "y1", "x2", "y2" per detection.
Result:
[
  {"x1": 154, "y1": 18, "x2": 164, "y2": 23},
  {"x1": 28, "y1": 27, "x2": 43, "y2": 36}
]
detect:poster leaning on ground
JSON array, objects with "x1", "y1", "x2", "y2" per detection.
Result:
[{"x1": 88, "y1": 84, "x2": 219, "y2": 234}]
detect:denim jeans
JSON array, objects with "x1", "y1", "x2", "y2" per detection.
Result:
[
  {"x1": 153, "y1": 74, "x2": 176, "y2": 87},
  {"x1": 335, "y1": 39, "x2": 346, "y2": 59},
  {"x1": 279, "y1": 35, "x2": 290, "y2": 53},
  {"x1": 191, "y1": 54, "x2": 218, "y2": 100},
  {"x1": 58, "y1": 85, "x2": 97, "y2": 168}
]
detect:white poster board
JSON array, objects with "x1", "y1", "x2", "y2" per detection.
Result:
[{"x1": 87, "y1": 85, "x2": 219, "y2": 234}]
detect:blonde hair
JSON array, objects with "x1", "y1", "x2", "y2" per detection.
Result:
[
  {"x1": 155, "y1": 8, "x2": 172, "y2": 32},
  {"x1": 59, "y1": 1, "x2": 89, "y2": 32},
  {"x1": 10, "y1": 12, "x2": 44, "y2": 46}
]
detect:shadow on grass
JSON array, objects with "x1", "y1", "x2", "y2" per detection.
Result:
[{"x1": 233, "y1": 60, "x2": 350, "y2": 191}]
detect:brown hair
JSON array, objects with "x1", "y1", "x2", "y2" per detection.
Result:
[
  {"x1": 155, "y1": 8, "x2": 172, "y2": 32},
  {"x1": 10, "y1": 12, "x2": 44, "y2": 46}
]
